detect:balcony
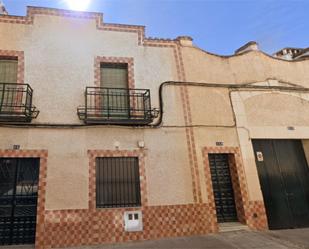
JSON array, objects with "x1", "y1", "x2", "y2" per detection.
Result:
[
  {"x1": 77, "y1": 87, "x2": 155, "y2": 125},
  {"x1": 0, "y1": 83, "x2": 39, "y2": 122}
]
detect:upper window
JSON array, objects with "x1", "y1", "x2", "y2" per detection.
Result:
[
  {"x1": 100, "y1": 63, "x2": 128, "y2": 89},
  {"x1": 100, "y1": 63, "x2": 130, "y2": 118},
  {"x1": 96, "y1": 157, "x2": 141, "y2": 208},
  {"x1": 0, "y1": 58, "x2": 18, "y2": 83}
]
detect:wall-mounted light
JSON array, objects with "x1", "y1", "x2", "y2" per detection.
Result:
[
  {"x1": 114, "y1": 141, "x2": 120, "y2": 149},
  {"x1": 137, "y1": 141, "x2": 145, "y2": 148}
]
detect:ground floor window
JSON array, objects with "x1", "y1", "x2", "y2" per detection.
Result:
[{"x1": 96, "y1": 157, "x2": 141, "y2": 208}]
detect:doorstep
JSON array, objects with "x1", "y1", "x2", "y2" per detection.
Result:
[
  {"x1": 0, "y1": 246, "x2": 34, "y2": 249},
  {"x1": 219, "y1": 222, "x2": 250, "y2": 232}
]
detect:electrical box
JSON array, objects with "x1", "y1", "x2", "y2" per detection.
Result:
[{"x1": 124, "y1": 210, "x2": 143, "y2": 232}]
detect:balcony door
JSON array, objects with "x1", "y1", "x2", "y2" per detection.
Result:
[
  {"x1": 100, "y1": 63, "x2": 129, "y2": 119},
  {"x1": 0, "y1": 58, "x2": 18, "y2": 113}
]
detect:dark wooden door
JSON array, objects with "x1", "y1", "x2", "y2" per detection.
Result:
[
  {"x1": 252, "y1": 139, "x2": 309, "y2": 229},
  {"x1": 0, "y1": 158, "x2": 40, "y2": 245},
  {"x1": 209, "y1": 154, "x2": 238, "y2": 222}
]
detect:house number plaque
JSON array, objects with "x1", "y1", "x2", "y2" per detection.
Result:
[{"x1": 256, "y1": 151, "x2": 264, "y2": 162}]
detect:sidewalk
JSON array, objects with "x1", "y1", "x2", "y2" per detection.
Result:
[
  {"x1": 1, "y1": 228, "x2": 309, "y2": 249},
  {"x1": 58, "y1": 228, "x2": 309, "y2": 249}
]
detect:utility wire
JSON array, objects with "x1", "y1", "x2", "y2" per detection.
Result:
[{"x1": 1, "y1": 80, "x2": 309, "y2": 129}]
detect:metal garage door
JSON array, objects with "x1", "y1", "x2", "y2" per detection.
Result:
[
  {"x1": 252, "y1": 139, "x2": 309, "y2": 229},
  {"x1": 0, "y1": 158, "x2": 39, "y2": 245}
]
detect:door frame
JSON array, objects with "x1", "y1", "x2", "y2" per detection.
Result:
[
  {"x1": 202, "y1": 146, "x2": 268, "y2": 231},
  {"x1": 0, "y1": 150, "x2": 47, "y2": 249}
]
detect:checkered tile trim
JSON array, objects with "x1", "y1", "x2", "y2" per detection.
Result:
[
  {"x1": 228, "y1": 154, "x2": 246, "y2": 224},
  {"x1": 0, "y1": 150, "x2": 48, "y2": 249},
  {"x1": 87, "y1": 149, "x2": 147, "y2": 208},
  {"x1": 0, "y1": 50, "x2": 24, "y2": 83},
  {"x1": 0, "y1": 7, "x2": 186, "y2": 47},
  {"x1": 94, "y1": 56, "x2": 135, "y2": 89},
  {"x1": 93, "y1": 57, "x2": 136, "y2": 114},
  {"x1": 151, "y1": 40, "x2": 204, "y2": 204},
  {"x1": 202, "y1": 147, "x2": 268, "y2": 230},
  {"x1": 43, "y1": 203, "x2": 214, "y2": 248},
  {"x1": 174, "y1": 41, "x2": 202, "y2": 203},
  {"x1": 40, "y1": 149, "x2": 215, "y2": 248},
  {"x1": 245, "y1": 200, "x2": 268, "y2": 230}
]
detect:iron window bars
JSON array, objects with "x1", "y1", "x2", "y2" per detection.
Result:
[
  {"x1": 96, "y1": 157, "x2": 141, "y2": 208},
  {"x1": 78, "y1": 87, "x2": 155, "y2": 125},
  {"x1": 0, "y1": 158, "x2": 40, "y2": 245},
  {"x1": 0, "y1": 83, "x2": 39, "y2": 122}
]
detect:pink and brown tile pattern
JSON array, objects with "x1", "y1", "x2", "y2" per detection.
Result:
[
  {"x1": 93, "y1": 57, "x2": 135, "y2": 115},
  {"x1": 245, "y1": 201, "x2": 268, "y2": 230},
  {"x1": 172, "y1": 41, "x2": 203, "y2": 204},
  {"x1": 228, "y1": 154, "x2": 246, "y2": 224},
  {"x1": 202, "y1": 146, "x2": 268, "y2": 231},
  {"x1": 0, "y1": 6, "x2": 182, "y2": 47},
  {"x1": 43, "y1": 203, "x2": 215, "y2": 248},
  {"x1": 40, "y1": 149, "x2": 216, "y2": 249},
  {"x1": 94, "y1": 56, "x2": 135, "y2": 89},
  {"x1": 87, "y1": 149, "x2": 147, "y2": 208}
]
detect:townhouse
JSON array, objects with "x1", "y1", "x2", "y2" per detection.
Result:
[{"x1": 0, "y1": 6, "x2": 308, "y2": 249}]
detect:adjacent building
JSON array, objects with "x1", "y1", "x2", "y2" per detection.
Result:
[
  {"x1": 273, "y1": 47, "x2": 309, "y2": 60},
  {"x1": 0, "y1": 6, "x2": 309, "y2": 249}
]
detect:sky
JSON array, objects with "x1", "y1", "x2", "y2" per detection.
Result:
[{"x1": 2, "y1": 0, "x2": 309, "y2": 55}]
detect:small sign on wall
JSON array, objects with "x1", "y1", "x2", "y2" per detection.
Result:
[
  {"x1": 216, "y1": 141, "x2": 224, "y2": 146},
  {"x1": 256, "y1": 151, "x2": 264, "y2": 162},
  {"x1": 13, "y1": 145, "x2": 20, "y2": 150}
]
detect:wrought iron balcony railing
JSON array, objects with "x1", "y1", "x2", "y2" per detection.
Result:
[
  {"x1": 77, "y1": 87, "x2": 156, "y2": 125},
  {"x1": 0, "y1": 83, "x2": 39, "y2": 122}
]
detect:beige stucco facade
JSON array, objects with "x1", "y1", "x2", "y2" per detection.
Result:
[
  {"x1": 0, "y1": 6, "x2": 309, "y2": 249},
  {"x1": 0, "y1": 12, "x2": 193, "y2": 210},
  {"x1": 181, "y1": 44, "x2": 309, "y2": 202}
]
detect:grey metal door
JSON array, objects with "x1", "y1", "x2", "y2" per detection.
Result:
[
  {"x1": 252, "y1": 139, "x2": 309, "y2": 229},
  {"x1": 209, "y1": 154, "x2": 238, "y2": 222},
  {"x1": 0, "y1": 158, "x2": 39, "y2": 245}
]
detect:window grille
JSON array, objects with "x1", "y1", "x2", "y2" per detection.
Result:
[{"x1": 96, "y1": 157, "x2": 141, "y2": 208}]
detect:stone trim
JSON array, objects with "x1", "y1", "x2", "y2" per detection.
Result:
[
  {"x1": 0, "y1": 50, "x2": 24, "y2": 83},
  {"x1": 0, "y1": 149, "x2": 48, "y2": 249}
]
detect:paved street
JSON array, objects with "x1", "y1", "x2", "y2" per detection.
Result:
[{"x1": 1, "y1": 228, "x2": 309, "y2": 249}]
